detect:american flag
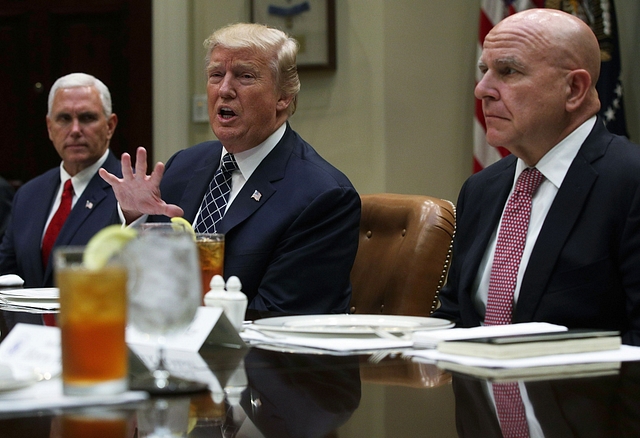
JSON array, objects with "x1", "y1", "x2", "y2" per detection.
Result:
[{"x1": 473, "y1": 0, "x2": 627, "y2": 173}]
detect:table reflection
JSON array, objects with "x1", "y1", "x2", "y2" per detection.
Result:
[
  {"x1": 49, "y1": 408, "x2": 136, "y2": 438},
  {"x1": 452, "y1": 361, "x2": 640, "y2": 438},
  {"x1": 238, "y1": 348, "x2": 361, "y2": 438},
  {"x1": 4, "y1": 338, "x2": 640, "y2": 437}
]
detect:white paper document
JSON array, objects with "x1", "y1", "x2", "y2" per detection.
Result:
[
  {"x1": 0, "y1": 378, "x2": 147, "y2": 416},
  {"x1": 0, "y1": 324, "x2": 61, "y2": 378},
  {"x1": 241, "y1": 328, "x2": 412, "y2": 354},
  {"x1": 412, "y1": 322, "x2": 567, "y2": 348},
  {"x1": 404, "y1": 344, "x2": 640, "y2": 368}
]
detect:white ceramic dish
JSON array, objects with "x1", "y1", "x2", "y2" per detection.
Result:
[
  {"x1": 0, "y1": 288, "x2": 59, "y2": 300},
  {"x1": 252, "y1": 314, "x2": 454, "y2": 335}
]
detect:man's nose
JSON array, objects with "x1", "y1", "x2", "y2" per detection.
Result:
[
  {"x1": 219, "y1": 74, "x2": 236, "y2": 98},
  {"x1": 474, "y1": 73, "x2": 497, "y2": 101},
  {"x1": 70, "y1": 117, "x2": 82, "y2": 134}
]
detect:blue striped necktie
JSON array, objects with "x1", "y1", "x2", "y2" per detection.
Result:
[{"x1": 194, "y1": 153, "x2": 239, "y2": 233}]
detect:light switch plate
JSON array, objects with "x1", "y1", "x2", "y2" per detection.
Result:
[{"x1": 192, "y1": 94, "x2": 209, "y2": 123}]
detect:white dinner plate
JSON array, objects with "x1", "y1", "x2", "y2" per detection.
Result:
[
  {"x1": 0, "y1": 299, "x2": 60, "y2": 310},
  {"x1": 0, "y1": 288, "x2": 59, "y2": 300},
  {"x1": 252, "y1": 314, "x2": 454, "y2": 335}
]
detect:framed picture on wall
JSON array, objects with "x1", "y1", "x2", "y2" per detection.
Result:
[{"x1": 250, "y1": 0, "x2": 336, "y2": 70}]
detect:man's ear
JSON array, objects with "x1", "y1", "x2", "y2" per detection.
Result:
[
  {"x1": 46, "y1": 116, "x2": 54, "y2": 142},
  {"x1": 565, "y1": 69, "x2": 592, "y2": 113},
  {"x1": 106, "y1": 113, "x2": 118, "y2": 140},
  {"x1": 276, "y1": 94, "x2": 294, "y2": 112}
]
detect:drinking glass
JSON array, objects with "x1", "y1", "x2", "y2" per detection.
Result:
[
  {"x1": 136, "y1": 397, "x2": 192, "y2": 437},
  {"x1": 55, "y1": 246, "x2": 128, "y2": 396},
  {"x1": 126, "y1": 222, "x2": 206, "y2": 394},
  {"x1": 195, "y1": 233, "x2": 225, "y2": 302}
]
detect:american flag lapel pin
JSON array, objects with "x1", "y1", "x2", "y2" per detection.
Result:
[
  {"x1": 85, "y1": 200, "x2": 94, "y2": 210},
  {"x1": 251, "y1": 190, "x2": 262, "y2": 202}
]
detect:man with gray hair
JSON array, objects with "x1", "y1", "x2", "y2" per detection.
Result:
[
  {"x1": 0, "y1": 72, "x2": 122, "y2": 296},
  {"x1": 101, "y1": 23, "x2": 360, "y2": 314}
]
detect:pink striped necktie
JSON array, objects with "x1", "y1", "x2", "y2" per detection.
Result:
[{"x1": 485, "y1": 167, "x2": 543, "y2": 438}]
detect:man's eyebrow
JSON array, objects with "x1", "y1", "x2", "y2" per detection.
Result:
[
  {"x1": 208, "y1": 61, "x2": 260, "y2": 72},
  {"x1": 493, "y1": 56, "x2": 526, "y2": 70},
  {"x1": 54, "y1": 110, "x2": 98, "y2": 118}
]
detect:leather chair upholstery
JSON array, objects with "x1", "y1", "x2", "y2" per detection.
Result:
[{"x1": 349, "y1": 193, "x2": 456, "y2": 317}]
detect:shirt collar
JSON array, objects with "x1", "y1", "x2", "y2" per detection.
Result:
[
  {"x1": 59, "y1": 149, "x2": 110, "y2": 196},
  {"x1": 222, "y1": 122, "x2": 287, "y2": 180},
  {"x1": 514, "y1": 116, "x2": 596, "y2": 189}
]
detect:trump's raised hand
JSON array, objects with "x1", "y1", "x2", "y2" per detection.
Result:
[{"x1": 99, "y1": 147, "x2": 184, "y2": 223}]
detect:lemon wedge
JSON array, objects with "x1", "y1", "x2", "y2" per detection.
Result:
[
  {"x1": 84, "y1": 225, "x2": 138, "y2": 270},
  {"x1": 170, "y1": 217, "x2": 196, "y2": 240}
]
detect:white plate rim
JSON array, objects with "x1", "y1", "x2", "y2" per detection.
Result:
[
  {"x1": 0, "y1": 288, "x2": 59, "y2": 300},
  {"x1": 252, "y1": 314, "x2": 454, "y2": 335},
  {"x1": 0, "y1": 299, "x2": 60, "y2": 309}
]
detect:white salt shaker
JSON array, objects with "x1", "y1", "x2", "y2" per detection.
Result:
[{"x1": 203, "y1": 275, "x2": 247, "y2": 331}]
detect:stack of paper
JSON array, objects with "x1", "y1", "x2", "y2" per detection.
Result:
[
  {"x1": 405, "y1": 322, "x2": 640, "y2": 381},
  {"x1": 412, "y1": 322, "x2": 567, "y2": 349}
]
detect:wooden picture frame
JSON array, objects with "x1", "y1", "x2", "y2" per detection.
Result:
[{"x1": 250, "y1": 0, "x2": 336, "y2": 70}]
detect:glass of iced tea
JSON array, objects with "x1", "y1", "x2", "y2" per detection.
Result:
[
  {"x1": 54, "y1": 246, "x2": 128, "y2": 396},
  {"x1": 195, "y1": 233, "x2": 225, "y2": 301}
]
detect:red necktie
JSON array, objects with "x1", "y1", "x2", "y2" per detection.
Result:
[
  {"x1": 42, "y1": 179, "x2": 74, "y2": 267},
  {"x1": 485, "y1": 167, "x2": 543, "y2": 438},
  {"x1": 41, "y1": 179, "x2": 73, "y2": 327}
]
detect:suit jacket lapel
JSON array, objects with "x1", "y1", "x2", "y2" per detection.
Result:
[
  {"x1": 181, "y1": 150, "x2": 221, "y2": 223},
  {"x1": 515, "y1": 124, "x2": 607, "y2": 321},
  {"x1": 43, "y1": 152, "x2": 121, "y2": 281},
  {"x1": 54, "y1": 152, "x2": 120, "y2": 245},
  {"x1": 28, "y1": 171, "x2": 60, "y2": 283},
  {"x1": 55, "y1": 176, "x2": 109, "y2": 244},
  {"x1": 459, "y1": 161, "x2": 515, "y2": 302},
  {"x1": 217, "y1": 127, "x2": 293, "y2": 234}
]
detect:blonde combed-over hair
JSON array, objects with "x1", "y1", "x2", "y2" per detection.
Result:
[{"x1": 203, "y1": 23, "x2": 301, "y2": 116}]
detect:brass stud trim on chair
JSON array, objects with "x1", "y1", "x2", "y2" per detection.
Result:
[{"x1": 430, "y1": 199, "x2": 456, "y2": 314}]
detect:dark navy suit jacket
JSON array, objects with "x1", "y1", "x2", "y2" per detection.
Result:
[
  {"x1": 433, "y1": 119, "x2": 640, "y2": 345},
  {"x1": 155, "y1": 124, "x2": 361, "y2": 314},
  {"x1": 0, "y1": 151, "x2": 122, "y2": 288},
  {"x1": 0, "y1": 177, "x2": 14, "y2": 240}
]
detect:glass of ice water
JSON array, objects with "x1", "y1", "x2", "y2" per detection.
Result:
[{"x1": 126, "y1": 222, "x2": 206, "y2": 394}]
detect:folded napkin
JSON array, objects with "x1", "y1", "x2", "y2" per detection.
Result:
[
  {"x1": 241, "y1": 327, "x2": 412, "y2": 354},
  {"x1": 0, "y1": 274, "x2": 24, "y2": 288}
]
